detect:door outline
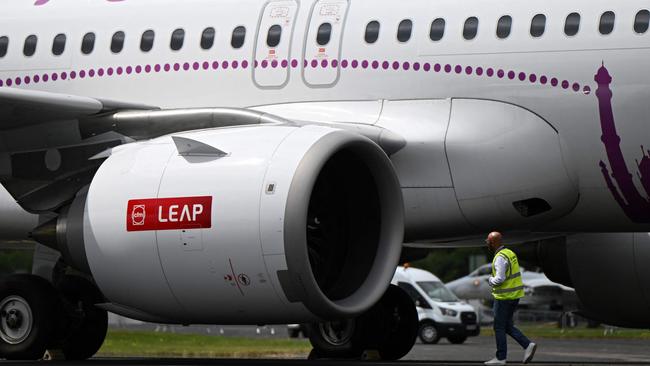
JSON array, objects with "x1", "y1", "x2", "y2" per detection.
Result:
[
  {"x1": 301, "y1": 0, "x2": 350, "y2": 88},
  {"x1": 252, "y1": 0, "x2": 301, "y2": 90}
]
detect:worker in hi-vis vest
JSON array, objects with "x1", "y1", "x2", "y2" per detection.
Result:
[{"x1": 484, "y1": 232, "x2": 537, "y2": 366}]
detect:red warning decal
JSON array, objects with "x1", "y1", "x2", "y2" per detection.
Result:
[{"x1": 127, "y1": 196, "x2": 212, "y2": 232}]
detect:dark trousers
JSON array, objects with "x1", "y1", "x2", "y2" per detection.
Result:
[{"x1": 493, "y1": 299, "x2": 531, "y2": 360}]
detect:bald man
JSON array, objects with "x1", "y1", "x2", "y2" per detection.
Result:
[{"x1": 484, "y1": 232, "x2": 536, "y2": 365}]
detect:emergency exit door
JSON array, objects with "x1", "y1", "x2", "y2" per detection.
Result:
[
  {"x1": 253, "y1": 0, "x2": 298, "y2": 88},
  {"x1": 303, "y1": 0, "x2": 349, "y2": 87}
]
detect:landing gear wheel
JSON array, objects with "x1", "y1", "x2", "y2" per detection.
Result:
[
  {"x1": 306, "y1": 319, "x2": 362, "y2": 358},
  {"x1": 447, "y1": 335, "x2": 467, "y2": 344},
  {"x1": 0, "y1": 274, "x2": 60, "y2": 360},
  {"x1": 307, "y1": 285, "x2": 418, "y2": 361},
  {"x1": 376, "y1": 285, "x2": 419, "y2": 360},
  {"x1": 418, "y1": 321, "x2": 440, "y2": 344},
  {"x1": 57, "y1": 276, "x2": 108, "y2": 360}
]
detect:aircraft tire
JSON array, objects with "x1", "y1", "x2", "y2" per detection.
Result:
[
  {"x1": 57, "y1": 275, "x2": 108, "y2": 360},
  {"x1": 0, "y1": 274, "x2": 60, "y2": 360},
  {"x1": 307, "y1": 285, "x2": 418, "y2": 360},
  {"x1": 418, "y1": 321, "x2": 440, "y2": 344},
  {"x1": 376, "y1": 285, "x2": 419, "y2": 360},
  {"x1": 306, "y1": 319, "x2": 363, "y2": 358}
]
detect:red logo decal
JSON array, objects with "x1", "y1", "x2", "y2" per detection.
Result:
[{"x1": 126, "y1": 196, "x2": 212, "y2": 232}]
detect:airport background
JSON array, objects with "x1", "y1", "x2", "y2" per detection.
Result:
[{"x1": 1, "y1": 246, "x2": 649, "y2": 363}]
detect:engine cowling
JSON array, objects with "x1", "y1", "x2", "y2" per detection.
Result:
[
  {"x1": 74, "y1": 125, "x2": 403, "y2": 324},
  {"x1": 526, "y1": 233, "x2": 650, "y2": 328}
]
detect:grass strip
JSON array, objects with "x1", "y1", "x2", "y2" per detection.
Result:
[
  {"x1": 481, "y1": 323, "x2": 650, "y2": 339},
  {"x1": 98, "y1": 330, "x2": 311, "y2": 358}
]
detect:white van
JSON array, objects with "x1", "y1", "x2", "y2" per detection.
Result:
[{"x1": 392, "y1": 266, "x2": 480, "y2": 344}]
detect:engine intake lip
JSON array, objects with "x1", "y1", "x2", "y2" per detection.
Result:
[{"x1": 283, "y1": 130, "x2": 404, "y2": 319}]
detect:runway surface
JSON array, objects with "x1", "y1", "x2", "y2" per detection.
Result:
[
  {"x1": 0, "y1": 336, "x2": 648, "y2": 366},
  {"x1": 2, "y1": 326, "x2": 649, "y2": 365}
]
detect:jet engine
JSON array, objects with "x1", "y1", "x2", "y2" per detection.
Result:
[
  {"x1": 525, "y1": 233, "x2": 650, "y2": 327},
  {"x1": 39, "y1": 125, "x2": 404, "y2": 324}
]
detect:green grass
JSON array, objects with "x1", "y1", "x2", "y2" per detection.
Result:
[
  {"x1": 481, "y1": 323, "x2": 650, "y2": 340},
  {"x1": 98, "y1": 324, "x2": 650, "y2": 358},
  {"x1": 97, "y1": 330, "x2": 312, "y2": 358}
]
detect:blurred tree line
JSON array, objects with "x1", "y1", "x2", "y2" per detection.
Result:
[
  {"x1": 0, "y1": 250, "x2": 33, "y2": 276},
  {"x1": 411, "y1": 247, "x2": 488, "y2": 283}
]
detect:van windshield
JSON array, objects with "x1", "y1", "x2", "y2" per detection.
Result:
[{"x1": 417, "y1": 281, "x2": 459, "y2": 302}]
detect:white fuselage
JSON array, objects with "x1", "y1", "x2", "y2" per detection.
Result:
[{"x1": 0, "y1": 0, "x2": 649, "y2": 239}]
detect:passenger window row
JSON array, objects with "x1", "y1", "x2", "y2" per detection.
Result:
[
  {"x1": 0, "y1": 10, "x2": 648, "y2": 60},
  {"x1": 0, "y1": 26, "x2": 248, "y2": 58},
  {"x1": 363, "y1": 9, "x2": 650, "y2": 44}
]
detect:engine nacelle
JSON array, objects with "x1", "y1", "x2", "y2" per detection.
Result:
[
  {"x1": 72, "y1": 125, "x2": 403, "y2": 324},
  {"x1": 528, "y1": 233, "x2": 650, "y2": 328}
]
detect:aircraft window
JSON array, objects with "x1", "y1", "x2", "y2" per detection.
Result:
[
  {"x1": 52, "y1": 33, "x2": 66, "y2": 56},
  {"x1": 397, "y1": 19, "x2": 413, "y2": 43},
  {"x1": 634, "y1": 10, "x2": 650, "y2": 33},
  {"x1": 170, "y1": 28, "x2": 185, "y2": 51},
  {"x1": 0, "y1": 37, "x2": 7, "y2": 58},
  {"x1": 266, "y1": 24, "x2": 282, "y2": 47},
  {"x1": 23, "y1": 35, "x2": 37, "y2": 57},
  {"x1": 111, "y1": 31, "x2": 125, "y2": 53},
  {"x1": 530, "y1": 14, "x2": 546, "y2": 37},
  {"x1": 599, "y1": 11, "x2": 615, "y2": 35},
  {"x1": 81, "y1": 32, "x2": 95, "y2": 54},
  {"x1": 201, "y1": 27, "x2": 215, "y2": 50},
  {"x1": 429, "y1": 18, "x2": 445, "y2": 41},
  {"x1": 231, "y1": 26, "x2": 246, "y2": 49},
  {"x1": 316, "y1": 22, "x2": 332, "y2": 46},
  {"x1": 365, "y1": 20, "x2": 380, "y2": 44},
  {"x1": 496, "y1": 15, "x2": 512, "y2": 39},
  {"x1": 140, "y1": 30, "x2": 155, "y2": 52},
  {"x1": 564, "y1": 12, "x2": 581, "y2": 36},
  {"x1": 463, "y1": 16, "x2": 479, "y2": 40}
]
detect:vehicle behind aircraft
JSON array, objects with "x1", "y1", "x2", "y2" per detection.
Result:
[{"x1": 392, "y1": 266, "x2": 479, "y2": 344}]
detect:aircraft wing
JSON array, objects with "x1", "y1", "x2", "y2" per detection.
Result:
[
  {"x1": 0, "y1": 89, "x2": 403, "y2": 214},
  {"x1": 0, "y1": 88, "x2": 160, "y2": 212},
  {"x1": 0, "y1": 87, "x2": 156, "y2": 130}
]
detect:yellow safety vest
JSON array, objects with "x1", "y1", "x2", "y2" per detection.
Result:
[{"x1": 491, "y1": 248, "x2": 525, "y2": 300}]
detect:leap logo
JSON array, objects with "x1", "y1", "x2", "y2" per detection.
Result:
[{"x1": 126, "y1": 196, "x2": 212, "y2": 232}]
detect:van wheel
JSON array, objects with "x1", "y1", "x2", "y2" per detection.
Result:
[
  {"x1": 418, "y1": 321, "x2": 440, "y2": 344},
  {"x1": 447, "y1": 335, "x2": 467, "y2": 344}
]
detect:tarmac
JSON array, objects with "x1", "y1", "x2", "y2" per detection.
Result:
[{"x1": 1, "y1": 326, "x2": 648, "y2": 365}]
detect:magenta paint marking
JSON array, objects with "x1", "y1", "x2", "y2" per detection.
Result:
[
  {"x1": 0, "y1": 58, "x2": 587, "y2": 95},
  {"x1": 596, "y1": 64, "x2": 650, "y2": 223}
]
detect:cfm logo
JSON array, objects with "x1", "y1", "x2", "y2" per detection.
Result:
[{"x1": 131, "y1": 205, "x2": 146, "y2": 226}]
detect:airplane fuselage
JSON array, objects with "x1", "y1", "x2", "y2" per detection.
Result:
[{"x1": 0, "y1": 0, "x2": 649, "y2": 237}]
